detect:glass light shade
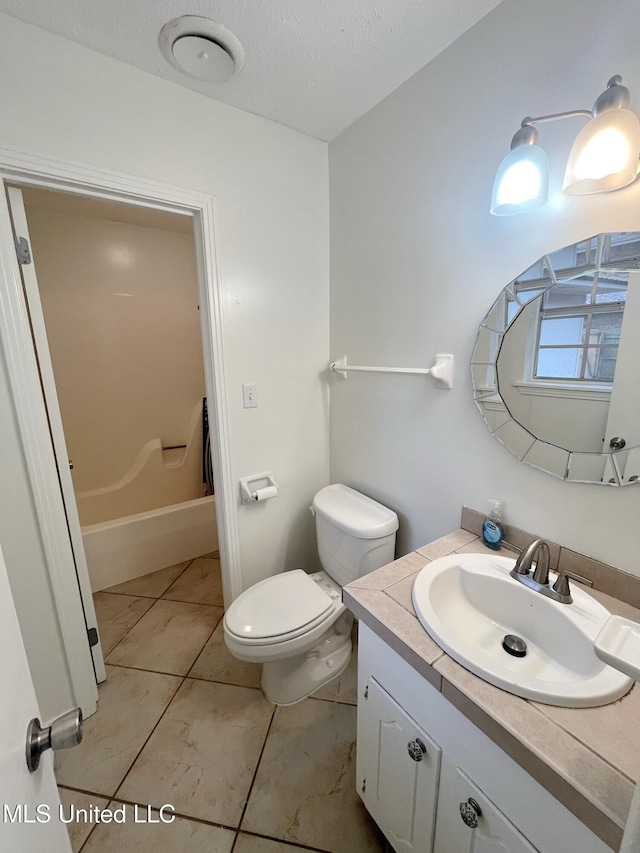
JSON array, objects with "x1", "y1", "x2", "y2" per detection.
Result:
[
  {"x1": 563, "y1": 108, "x2": 640, "y2": 195},
  {"x1": 490, "y1": 144, "x2": 549, "y2": 216}
]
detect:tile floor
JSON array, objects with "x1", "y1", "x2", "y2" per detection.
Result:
[{"x1": 57, "y1": 554, "x2": 385, "y2": 853}]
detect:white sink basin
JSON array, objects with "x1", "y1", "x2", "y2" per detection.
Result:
[{"x1": 412, "y1": 553, "x2": 633, "y2": 707}]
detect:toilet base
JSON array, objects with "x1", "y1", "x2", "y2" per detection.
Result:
[{"x1": 261, "y1": 615, "x2": 353, "y2": 705}]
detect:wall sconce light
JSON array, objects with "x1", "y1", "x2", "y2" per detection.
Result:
[{"x1": 491, "y1": 76, "x2": 640, "y2": 216}]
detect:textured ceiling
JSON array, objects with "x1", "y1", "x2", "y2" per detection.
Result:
[{"x1": 0, "y1": 0, "x2": 503, "y2": 140}]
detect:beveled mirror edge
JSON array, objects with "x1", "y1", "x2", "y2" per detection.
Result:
[{"x1": 471, "y1": 231, "x2": 640, "y2": 487}]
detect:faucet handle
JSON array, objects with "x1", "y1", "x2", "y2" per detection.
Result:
[{"x1": 552, "y1": 570, "x2": 594, "y2": 603}]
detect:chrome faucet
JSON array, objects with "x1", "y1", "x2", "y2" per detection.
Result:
[{"x1": 510, "y1": 538, "x2": 592, "y2": 604}]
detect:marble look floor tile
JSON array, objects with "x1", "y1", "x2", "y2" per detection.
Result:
[
  {"x1": 105, "y1": 563, "x2": 191, "y2": 599},
  {"x1": 81, "y1": 803, "x2": 235, "y2": 853},
  {"x1": 118, "y1": 679, "x2": 274, "y2": 826},
  {"x1": 242, "y1": 699, "x2": 385, "y2": 852},
  {"x1": 234, "y1": 834, "x2": 313, "y2": 853},
  {"x1": 162, "y1": 557, "x2": 223, "y2": 606},
  {"x1": 57, "y1": 787, "x2": 109, "y2": 852},
  {"x1": 106, "y1": 599, "x2": 223, "y2": 675},
  {"x1": 189, "y1": 621, "x2": 262, "y2": 688},
  {"x1": 93, "y1": 593, "x2": 155, "y2": 655},
  {"x1": 55, "y1": 666, "x2": 181, "y2": 797}
]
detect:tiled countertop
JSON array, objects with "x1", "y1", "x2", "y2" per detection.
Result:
[{"x1": 343, "y1": 528, "x2": 640, "y2": 852}]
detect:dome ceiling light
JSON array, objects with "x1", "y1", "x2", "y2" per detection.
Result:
[{"x1": 159, "y1": 16, "x2": 245, "y2": 83}]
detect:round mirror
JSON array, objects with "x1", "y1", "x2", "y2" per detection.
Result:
[{"x1": 472, "y1": 232, "x2": 640, "y2": 486}]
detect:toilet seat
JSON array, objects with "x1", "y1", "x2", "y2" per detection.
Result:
[{"x1": 224, "y1": 569, "x2": 337, "y2": 646}]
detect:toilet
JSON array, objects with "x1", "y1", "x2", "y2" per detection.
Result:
[{"x1": 223, "y1": 484, "x2": 398, "y2": 705}]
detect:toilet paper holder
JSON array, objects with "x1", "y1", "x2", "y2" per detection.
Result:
[{"x1": 239, "y1": 472, "x2": 279, "y2": 504}]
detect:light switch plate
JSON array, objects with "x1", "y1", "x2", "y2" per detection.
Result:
[{"x1": 243, "y1": 383, "x2": 258, "y2": 408}]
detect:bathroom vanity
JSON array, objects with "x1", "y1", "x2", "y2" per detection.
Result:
[{"x1": 344, "y1": 519, "x2": 640, "y2": 853}]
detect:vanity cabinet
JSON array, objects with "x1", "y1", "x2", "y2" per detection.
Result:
[
  {"x1": 356, "y1": 623, "x2": 613, "y2": 853},
  {"x1": 357, "y1": 676, "x2": 441, "y2": 852},
  {"x1": 433, "y1": 761, "x2": 537, "y2": 852}
]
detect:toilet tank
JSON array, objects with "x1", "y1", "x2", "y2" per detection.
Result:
[{"x1": 312, "y1": 484, "x2": 399, "y2": 587}]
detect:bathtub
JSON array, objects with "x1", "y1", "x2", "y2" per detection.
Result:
[{"x1": 83, "y1": 495, "x2": 218, "y2": 592}]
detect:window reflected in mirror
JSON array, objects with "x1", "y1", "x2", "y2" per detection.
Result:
[{"x1": 472, "y1": 232, "x2": 640, "y2": 486}]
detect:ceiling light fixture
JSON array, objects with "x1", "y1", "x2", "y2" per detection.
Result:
[
  {"x1": 491, "y1": 76, "x2": 640, "y2": 216},
  {"x1": 159, "y1": 16, "x2": 245, "y2": 83}
]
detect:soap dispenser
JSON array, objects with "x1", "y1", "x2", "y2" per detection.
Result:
[{"x1": 482, "y1": 500, "x2": 505, "y2": 551}]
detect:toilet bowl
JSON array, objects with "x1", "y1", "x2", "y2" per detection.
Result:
[{"x1": 224, "y1": 484, "x2": 398, "y2": 705}]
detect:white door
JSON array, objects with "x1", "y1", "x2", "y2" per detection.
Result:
[
  {"x1": 602, "y1": 269, "x2": 640, "y2": 484},
  {"x1": 0, "y1": 538, "x2": 72, "y2": 853},
  {"x1": 434, "y1": 761, "x2": 538, "y2": 853},
  {"x1": 357, "y1": 677, "x2": 441, "y2": 852},
  {"x1": 7, "y1": 186, "x2": 105, "y2": 682}
]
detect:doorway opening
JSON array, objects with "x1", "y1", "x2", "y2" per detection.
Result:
[
  {"x1": 0, "y1": 150, "x2": 239, "y2": 721},
  {"x1": 17, "y1": 186, "x2": 219, "y2": 592}
]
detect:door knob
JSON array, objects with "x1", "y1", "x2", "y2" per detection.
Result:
[{"x1": 26, "y1": 708, "x2": 83, "y2": 772}]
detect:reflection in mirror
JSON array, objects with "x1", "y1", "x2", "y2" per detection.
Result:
[{"x1": 472, "y1": 232, "x2": 640, "y2": 486}]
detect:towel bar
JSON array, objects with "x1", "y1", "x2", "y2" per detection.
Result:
[{"x1": 330, "y1": 354, "x2": 453, "y2": 389}]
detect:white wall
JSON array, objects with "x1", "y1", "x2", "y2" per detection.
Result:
[
  {"x1": 329, "y1": 0, "x2": 640, "y2": 574},
  {"x1": 0, "y1": 14, "x2": 330, "y2": 589}
]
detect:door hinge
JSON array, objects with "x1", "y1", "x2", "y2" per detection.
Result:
[
  {"x1": 362, "y1": 778, "x2": 366, "y2": 793},
  {"x1": 87, "y1": 627, "x2": 99, "y2": 648},
  {"x1": 14, "y1": 236, "x2": 31, "y2": 265},
  {"x1": 364, "y1": 685, "x2": 369, "y2": 699}
]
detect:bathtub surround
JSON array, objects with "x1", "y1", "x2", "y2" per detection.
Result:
[
  {"x1": 75, "y1": 425, "x2": 204, "y2": 526},
  {"x1": 20, "y1": 189, "x2": 218, "y2": 592},
  {"x1": 23, "y1": 194, "x2": 206, "y2": 514}
]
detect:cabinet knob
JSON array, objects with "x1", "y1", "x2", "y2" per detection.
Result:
[
  {"x1": 407, "y1": 738, "x2": 427, "y2": 761},
  {"x1": 459, "y1": 797, "x2": 482, "y2": 828}
]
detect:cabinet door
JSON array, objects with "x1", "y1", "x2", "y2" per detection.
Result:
[
  {"x1": 357, "y1": 677, "x2": 441, "y2": 852},
  {"x1": 434, "y1": 760, "x2": 539, "y2": 853}
]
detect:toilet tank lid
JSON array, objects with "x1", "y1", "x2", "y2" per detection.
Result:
[{"x1": 312, "y1": 484, "x2": 398, "y2": 539}]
